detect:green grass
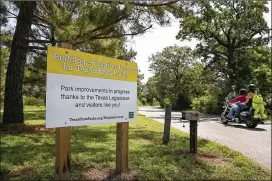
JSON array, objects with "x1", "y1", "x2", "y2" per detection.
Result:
[
  {"x1": 23, "y1": 105, "x2": 45, "y2": 110},
  {"x1": 0, "y1": 110, "x2": 271, "y2": 181},
  {"x1": 0, "y1": 105, "x2": 45, "y2": 112}
]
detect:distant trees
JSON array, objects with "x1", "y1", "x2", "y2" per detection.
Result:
[{"x1": 173, "y1": 1, "x2": 270, "y2": 87}]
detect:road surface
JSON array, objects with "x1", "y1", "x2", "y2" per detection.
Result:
[{"x1": 138, "y1": 107, "x2": 271, "y2": 170}]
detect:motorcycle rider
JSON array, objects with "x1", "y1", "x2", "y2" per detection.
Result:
[
  {"x1": 234, "y1": 84, "x2": 257, "y2": 118},
  {"x1": 225, "y1": 88, "x2": 248, "y2": 120}
]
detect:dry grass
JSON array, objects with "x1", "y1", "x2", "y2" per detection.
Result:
[{"x1": 82, "y1": 167, "x2": 138, "y2": 181}]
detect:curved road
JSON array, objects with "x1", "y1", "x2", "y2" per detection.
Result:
[{"x1": 138, "y1": 107, "x2": 271, "y2": 170}]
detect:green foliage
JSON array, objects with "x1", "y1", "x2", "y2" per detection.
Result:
[
  {"x1": 30, "y1": 1, "x2": 174, "y2": 53},
  {"x1": 148, "y1": 45, "x2": 197, "y2": 110},
  {"x1": 0, "y1": 32, "x2": 11, "y2": 107},
  {"x1": 163, "y1": 98, "x2": 171, "y2": 107},
  {"x1": 249, "y1": 47, "x2": 272, "y2": 114},
  {"x1": 141, "y1": 2, "x2": 271, "y2": 115},
  {"x1": 192, "y1": 96, "x2": 217, "y2": 114},
  {"x1": 23, "y1": 96, "x2": 44, "y2": 106},
  {"x1": 147, "y1": 45, "x2": 217, "y2": 111},
  {"x1": 173, "y1": 1, "x2": 269, "y2": 86},
  {"x1": 145, "y1": 76, "x2": 160, "y2": 105},
  {"x1": 137, "y1": 69, "x2": 144, "y2": 99},
  {"x1": 151, "y1": 98, "x2": 159, "y2": 106},
  {"x1": 137, "y1": 99, "x2": 143, "y2": 106},
  {"x1": 140, "y1": 98, "x2": 148, "y2": 106}
]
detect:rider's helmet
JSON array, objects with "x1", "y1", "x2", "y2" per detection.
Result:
[
  {"x1": 239, "y1": 88, "x2": 247, "y2": 95},
  {"x1": 248, "y1": 84, "x2": 257, "y2": 92}
]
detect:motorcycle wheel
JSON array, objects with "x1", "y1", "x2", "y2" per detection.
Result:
[
  {"x1": 245, "y1": 119, "x2": 258, "y2": 128},
  {"x1": 220, "y1": 112, "x2": 228, "y2": 124}
]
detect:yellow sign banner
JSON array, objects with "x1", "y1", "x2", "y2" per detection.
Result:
[{"x1": 47, "y1": 46, "x2": 138, "y2": 82}]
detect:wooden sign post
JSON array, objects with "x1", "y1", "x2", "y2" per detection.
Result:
[
  {"x1": 163, "y1": 104, "x2": 172, "y2": 144},
  {"x1": 55, "y1": 42, "x2": 72, "y2": 180},
  {"x1": 116, "y1": 122, "x2": 129, "y2": 174},
  {"x1": 181, "y1": 111, "x2": 199, "y2": 154}
]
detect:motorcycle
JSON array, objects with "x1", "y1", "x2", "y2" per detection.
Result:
[{"x1": 220, "y1": 100, "x2": 263, "y2": 128}]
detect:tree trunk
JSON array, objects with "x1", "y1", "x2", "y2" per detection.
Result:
[{"x1": 2, "y1": 1, "x2": 36, "y2": 124}]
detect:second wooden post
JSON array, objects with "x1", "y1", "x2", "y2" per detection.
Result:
[
  {"x1": 116, "y1": 122, "x2": 129, "y2": 174},
  {"x1": 163, "y1": 104, "x2": 172, "y2": 144}
]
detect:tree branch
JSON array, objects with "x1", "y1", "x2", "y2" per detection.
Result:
[
  {"x1": 28, "y1": 46, "x2": 47, "y2": 50},
  {"x1": 90, "y1": 15, "x2": 127, "y2": 34},
  {"x1": 234, "y1": 30, "x2": 260, "y2": 48},
  {"x1": 28, "y1": 49, "x2": 47, "y2": 57},
  {"x1": 28, "y1": 39, "x2": 55, "y2": 44},
  {"x1": 33, "y1": 14, "x2": 53, "y2": 27},
  {"x1": 32, "y1": 22, "x2": 52, "y2": 29},
  {"x1": 6, "y1": 10, "x2": 17, "y2": 17},
  {"x1": 98, "y1": 0, "x2": 178, "y2": 7},
  {"x1": 92, "y1": 25, "x2": 152, "y2": 40},
  {"x1": 6, "y1": 16, "x2": 17, "y2": 19},
  {"x1": 210, "y1": 32, "x2": 228, "y2": 48},
  {"x1": 24, "y1": 77, "x2": 46, "y2": 84}
]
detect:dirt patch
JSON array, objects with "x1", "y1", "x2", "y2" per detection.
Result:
[
  {"x1": 173, "y1": 149, "x2": 191, "y2": 155},
  {"x1": 82, "y1": 167, "x2": 138, "y2": 181},
  {"x1": 197, "y1": 152, "x2": 232, "y2": 164},
  {"x1": 8, "y1": 166, "x2": 35, "y2": 179},
  {"x1": 0, "y1": 123, "x2": 53, "y2": 134},
  {"x1": 172, "y1": 149, "x2": 232, "y2": 164}
]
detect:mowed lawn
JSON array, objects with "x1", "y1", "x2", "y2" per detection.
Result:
[{"x1": 0, "y1": 109, "x2": 271, "y2": 180}]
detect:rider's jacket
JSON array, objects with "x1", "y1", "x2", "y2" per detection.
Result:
[{"x1": 228, "y1": 95, "x2": 247, "y2": 103}]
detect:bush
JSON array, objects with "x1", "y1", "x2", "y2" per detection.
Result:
[
  {"x1": 23, "y1": 96, "x2": 44, "y2": 106},
  {"x1": 191, "y1": 95, "x2": 218, "y2": 114},
  {"x1": 137, "y1": 99, "x2": 143, "y2": 106},
  {"x1": 151, "y1": 98, "x2": 159, "y2": 106},
  {"x1": 140, "y1": 98, "x2": 148, "y2": 105},
  {"x1": 163, "y1": 98, "x2": 170, "y2": 105}
]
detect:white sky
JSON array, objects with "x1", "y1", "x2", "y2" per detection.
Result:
[{"x1": 127, "y1": 2, "x2": 272, "y2": 83}]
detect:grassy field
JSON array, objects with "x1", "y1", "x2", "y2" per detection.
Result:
[{"x1": 0, "y1": 109, "x2": 271, "y2": 181}]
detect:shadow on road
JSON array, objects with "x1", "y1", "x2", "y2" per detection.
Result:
[
  {"x1": 226, "y1": 124, "x2": 267, "y2": 131},
  {"x1": 139, "y1": 109, "x2": 164, "y2": 112},
  {"x1": 149, "y1": 116, "x2": 181, "y2": 120},
  {"x1": 172, "y1": 118, "x2": 221, "y2": 123}
]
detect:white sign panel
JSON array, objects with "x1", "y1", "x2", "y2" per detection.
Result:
[{"x1": 46, "y1": 46, "x2": 137, "y2": 128}]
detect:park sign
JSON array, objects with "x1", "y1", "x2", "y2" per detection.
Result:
[{"x1": 45, "y1": 46, "x2": 137, "y2": 128}]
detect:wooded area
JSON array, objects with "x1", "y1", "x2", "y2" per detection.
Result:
[
  {"x1": 138, "y1": 1, "x2": 271, "y2": 115},
  {"x1": 0, "y1": 1, "x2": 271, "y2": 123}
]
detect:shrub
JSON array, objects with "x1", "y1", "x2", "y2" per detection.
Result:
[
  {"x1": 141, "y1": 98, "x2": 148, "y2": 105},
  {"x1": 151, "y1": 98, "x2": 159, "y2": 106},
  {"x1": 23, "y1": 96, "x2": 44, "y2": 106},
  {"x1": 191, "y1": 95, "x2": 218, "y2": 114},
  {"x1": 163, "y1": 98, "x2": 170, "y2": 105},
  {"x1": 137, "y1": 99, "x2": 143, "y2": 106}
]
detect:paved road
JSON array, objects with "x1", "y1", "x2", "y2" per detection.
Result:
[{"x1": 138, "y1": 107, "x2": 271, "y2": 170}]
